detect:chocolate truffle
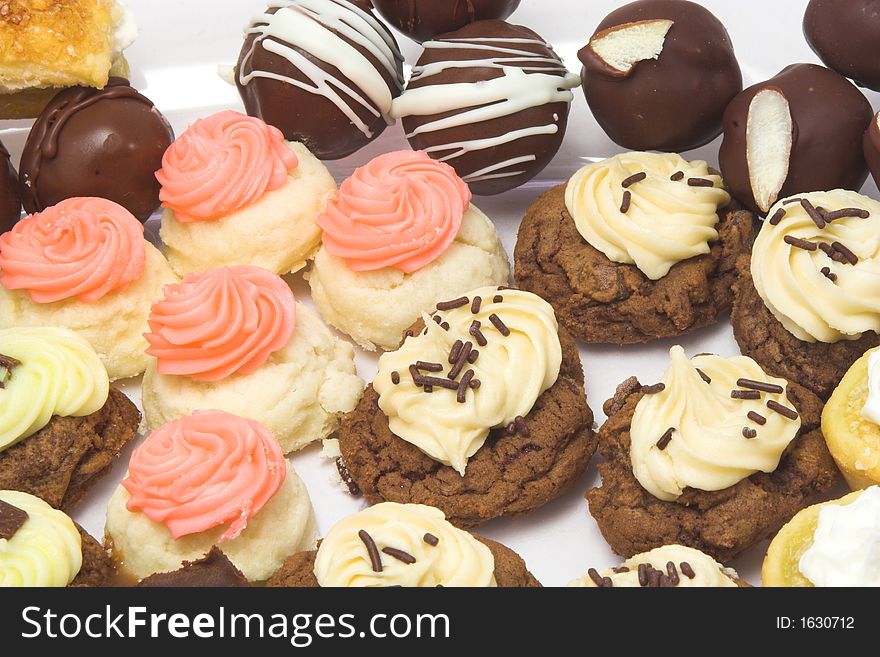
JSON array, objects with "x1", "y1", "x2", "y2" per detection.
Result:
[
  {"x1": 19, "y1": 78, "x2": 174, "y2": 223},
  {"x1": 372, "y1": 0, "x2": 521, "y2": 42},
  {"x1": 0, "y1": 140, "x2": 21, "y2": 233},
  {"x1": 719, "y1": 63, "x2": 872, "y2": 216},
  {"x1": 865, "y1": 112, "x2": 880, "y2": 189},
  {"x1": 804, "y1": 0, "x2": 880, "y2": 92},
  {"x1": 390, "y1": 20, "x2": 580, "y2": 196},
  {"x1": 578, "y1": 0, "x2": 742, "y2": 152},
  {"x1": 235, "y1": 0, "x2": 404, "y2": 160}
]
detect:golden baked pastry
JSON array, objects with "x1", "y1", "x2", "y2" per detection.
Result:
[
  {"x1": 0, "y1": 0, "x2": 135, "y2": 118},
  {"x1": 822, "y1": 346, "x2": 880, "y2": 489}
]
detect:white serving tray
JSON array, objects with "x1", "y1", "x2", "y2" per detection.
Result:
[{"x1": 2, "y1": 0, "x2": 873, "y2": 586}]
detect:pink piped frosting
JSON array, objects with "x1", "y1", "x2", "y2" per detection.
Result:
[
  {"x1": 317, "y1": 150, "x2": 470, "y2": 273},
  {"x1": 122, "y1": 410, "x2": 286, "y2": 542},
  {"x1": 156, "y1": 110, "x2": 299, "y2": 223},
  {"x1": 0, "y1": 197, "x2": 146, "y2": 303},
  {"x1": 144, "y1": 266, "x2": 295, "y2": 382}
]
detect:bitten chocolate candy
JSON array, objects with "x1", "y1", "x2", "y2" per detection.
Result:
[
  {"x1": 0, "y1": 140, "x2": 21, "y2": 233},
  {"x1": 864, "y1": 112, "x2": 880, "y2": 189},
  {"x1": 719, "y1": 63, "x2": 872, "y2": 215},
  {"x1": 19, "y1": 78, "x2": 174, "y2": 223},
  {"x1": 390, "y1": 19, "x2": 580, "y2": 196},
  {"x1": 372, "y1": 0, "x2": 521, "y2": 42},
  {"x1": 578, "y1": 0, "x2": 741, "y2": 152},
  {"x1": 804, "y1": 0, "x2": 880, "y2": 92},
  {"x1": 235, "y1": 0, "x2": 404, "y2": 160}
]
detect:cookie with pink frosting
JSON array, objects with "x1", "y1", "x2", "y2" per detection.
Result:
[
  {"x1": 0, "y1": 197, "x2": 177, "y2": 379},
  {"x1": 307, "y1": 150, "x2": 510, "y2": 350},
  {"x1": 140, "y1": 265, "x2": 364, "y2": 453},
  {"x1": 105, "y1": 410, "x2": 317, "y2": 582},
  {"x1": 157, "y1": 110, "x2": 336, "y2": 276}
]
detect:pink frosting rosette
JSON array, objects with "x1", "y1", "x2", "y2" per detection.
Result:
[
  {"x1": 0, "y1": 197, "x2": 146, "y2": 303},
  {"x1": 317, "y1": 150, "x2": 471, "y2": 272},
  {"x1": 156, "y1": 110, "x2": 299, "y2": 223}
]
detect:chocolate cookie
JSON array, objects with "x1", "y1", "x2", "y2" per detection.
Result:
[
  {"x1": 267, "y1": 536, "x2": 540, "y2": 587},
  {"x1": 0, "y1": 388, "x2": 140, "y2": 511},
  {"x1": 336, "y1": 316, "x2": 595, "y2": 528},
  {"x1": 587, "y1": 375, "x2": 838, "y2": 562},
  {"x1": 732, "y1": 256, "x2": 880, "y2": 401},
  {"x1": 71, "y1": 524, "x2": 115, "y2": 587},
  {"x1": 514, "y1": 183, "x2": 757, "y2": 344}
]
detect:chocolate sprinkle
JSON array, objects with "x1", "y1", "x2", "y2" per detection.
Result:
[
  {"x1": 656, "y1": 427, "x2": 674, "y2": 450},
  {"x1": 0, "y1": 499, "x2": 29, "y2": 541},
  {"x1": 423, "y1": 533, "x2": 439, "y2": 546},
  {"x1": 620, "y1": 190, "x2": 632, "y2": 214},
  {"x1": 800, "y1": 198, "x2": 826, "y2": 228},
  {"x1": 680, "y1": 562, "x2": 696, "y2": 579},
  {"x1": 448, "y1": 341, "x2": 473, "y2": 380},
  {"x1": 409, "y1": 364, "x2": 422, "y2": 386},
  {"x1": 783, "y1": 235, "x2": 817, "y2": 251},
  {"x1": 768, "y1": 208, "x2": 786, "y2": 225},
  {"x1": 736, "y1": 378, "x2": 784, "y2": 394},
  {"x1": 638, "y1": 563, "x2": 649, "y2": 586},
  {"x1": 767, "y1": 399, "x2": 798, "y2": 420},
  {"x1": 670, "y1": 171, "x2": 684, "y2": 181},
  {"x1": 493, "y1": 295, "x2": 503, "y2": 303},
  {"x1": 436, "y1": 297, "x2": 469, "y2": 311},
  {"x1": 471, "y1": 296, "x2": 482, "y2": 314},
  {"x1": 649, "y1": 569, "x2": 662, "y2": 587},
  {"x1": 448, "y1": 340, "x2": 463, "y2": 364},
  {"x1": 640, "y1": 383, "x2": 666, "y2": 394},
  {"x1": 742, "y1": 427, "x2": 757, "y2": 439},
  {"x1": 391, "y1": 371, "x2": 400, "y2": 385},
  {"x1": 587, "y1": 568, "x2": 604, "y2": 587},
  {"x1": 432, "y1": 314, "x2": 442, "y2": 324},
  {"x1": 731, "y1": 389, "x2": 761, "y2": 400},
  {"x1": 696, "y1": 368, "x2": 712, "y2": 384},
  {"x1": 469, "y1": 320, "x2": 487, "y2": 347},
  {"x1": 488, "y1": 313, "x2": 510, "y2": 336},
  {"x1": 823, "y1": 208, "x2": 869, "y2": 221},
  {"x1": 415, "y1": 361, "x2": 443, "y2": 372},
  {"x1": 832, "y1": 241, "x2": 858, "y2": 265},
  {"x1": 747, "y1": 411, "x2": 767, "y2": 425},
  {"x1": 382, "y1": 547, "x2": 416, "y2": 565},
  {"x1": 687, "y1": 177, "x2": 714, "y2": 187},
  {"x1": 612, "y1": 567, "x2": 630, "y2": 574},
  {"x1": 782, "y1": 197, "x2": 802, "y2": 205},
  {"x1": 666, "y1": 562, "x2": 680, "y2": 586},
  {"x1": 621, "y1": 172, "x2": 647, "y2": 188},
  {"x1": 336, "y1": 458, "x2": 362, "y2": 496},
  {"x1": 414, "y1": 375, "x2": 460, "y2": 391},
  {"x1": 440, "y1": 322, "x2": 450, "y2": 331},
  {"x1": 457, "y1": 370, "x2": 475, "y2": 403},
  {"x1": 358, "y1": 530, "x2": 383, "y2": 573},
  {"x1": 467, "y1": 349, "x2": 479, "y2": 364},
  {"x1": 820, "y1": 266, "x2": 838, "y2": 282}
]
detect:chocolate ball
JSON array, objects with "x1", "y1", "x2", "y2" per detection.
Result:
[
  {"x1": 235, "y1": 0, "x2": 404, "y2": 160},
  {"x1": 578, "y1": 0, "x2": 742, "y2": 152},
  {"x1": 804, "y1": 0, "x2": 880, "y2": 92},
  {"x1": 19, "y1": 78, "x2": 174, "y2": 223},
  {"x1": 719, "y1": 64, "x2": 872, "y2": 216},
  {"x1": 0, "y1": 140, "x2": 21, "y2": 234},
  {"x1": 391, "y1": 20, "x2": 579, "y2": 196},
  {"x1": 372, "y1": 0, "x2": 521, "y2": 42},
  {"x1": 864, "y1": 112, "x2": 880, "y2": 190}
]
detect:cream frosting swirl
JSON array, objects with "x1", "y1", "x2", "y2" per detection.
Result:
[
  {"x1": 565, "y1": 152, "x2": 730, "y2": 280},
  {"x1": 0, "y1": 327, "x2": 109, "y2": 452},
  {"x1": 630, "y1": 346, "x2": 801, "y2": 501},
  {"x1": 0, "y1": 490, "x2": 82, "y2": 587},
  {"x1": 314, "y1": 502, "x2": 495, "y2": 587},
  {"x1": 144, "y1": 266, "x2": 296, "y2": 382},
  {"x1": 0, "y1": 197, "x2": 146, "y2": 303},
  {"x1": 317, "y1": 150, "x2": 470, "y2": 273},
  {"x1": 374, "y1": 287, "x2": 561, "y2": 475},
  {"x1": 122, "y1": 410, "x2": 287, "y2": 542},
  {"x1": 752, "y1": 190, "x2": 880, "y2": 343},
  {"x1": 156, "y1": 110, "x2": 299, "y2": 223},
  {"x1": 568, "y1": 544, "x2": 738, "y2": 588}
]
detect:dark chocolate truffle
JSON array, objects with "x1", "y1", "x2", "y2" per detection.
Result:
[
  {"x1": 865, "y1": 112, "x2": 880, "y2": 189},
  {"x1": 390, "y1": 19, "x2": 579, "y2": 196},
  {"x1": 719, "y1": 63, "x2": 872, "y2": 216},
  {"x1": 235, "y1": 0, "x2": 404, "y2": 160},
  {"x1": 0, "y1": 140, "x2": 21, "y2": 233},
  {"x1": 578, "y1": 0, "x2": 742, "y2": 152},
  {"x1": 804, "y1": 0, "x2": 880, "y2": 92},
  {"x1": 372, "y1": 0, "x2": 521, "y2": 42},
  {"x1": 19, "y1": 78, "x2": 173, "y2": 223}
]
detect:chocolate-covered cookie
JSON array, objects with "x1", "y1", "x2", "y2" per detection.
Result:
[
  {"x1": 804, "y1": 0, "x2": 880, "y2": 92},
  {"x1": 19, "y1": 78, "x2": 174, "y2": 223},
  {"x1": 578, "y1": 0, "x2": 741, "y2": 152},
  {"x1": 235, "y1": 0, "x2": 404, "y2": 160},
  {"x1": 391, "y1": 20, "x2": 579, "y2": 196},
  {"x1": 719, "y1": 63, "x2": 872, "y2": 215},
  {"x1": 865, "y1": 112, "x2": 880, "y2": 189},
  {"x1": 0, "y1": 140, "x2": 21, "y2": 233},
  {"x1": 372, "y1": 0, "x2": 521, "y2": 42}
]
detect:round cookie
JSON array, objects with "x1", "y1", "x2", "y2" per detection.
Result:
[
  {"x1": 308, "y1": 150, "x2": 509, "y2": 351},
  {"x1": 804, "y1": 0, "x2": 880, "y2": 92},
  {"x1": 0, "y1": 140, "x2": 21, "y2": 233},
  {"x1": 157, "y1": 111, "x2": 336, "y2": 277},
  {"x1": 587, "y1": 350, "x2": 839, "y2": 563},
  {"x1": 514, "y1": 152, "x2": 756, "y2": 344},
  {"x1": 337, "y1": 288, "x2": 596, "y2": 528},
  {"x1": 372, "y1": 0, "x2": 521, "y2": 42},
  {"x1": 731, "y1": 190, "x2": 880, "y2": 401}
]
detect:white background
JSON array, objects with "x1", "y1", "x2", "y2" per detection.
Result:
[{"x1": 2, "y1": 0, "x2": 874, "y2": 586}]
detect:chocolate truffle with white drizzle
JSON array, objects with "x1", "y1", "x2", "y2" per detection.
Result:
[
  {"x1": 235, "y1": 0, "x2": 404, "y2": 160},
  {"x1": 390, "y1": 20, "x2": 580, "y2": 195}
]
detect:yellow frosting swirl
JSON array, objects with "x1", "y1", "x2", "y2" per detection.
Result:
[
  {"x1": 568, "y1": 545, "x2": 738, "y2": 588},
  {"x1": 752, "y1": 190, "x2": 880, "y2": 343},
  {"x1": 0, "y1": 327, "x2": 109, "y2": 452},
  {"x1": 314, "y1": 502, "x2": 495, "y2": 587},
  {"x1": 630, "y1": 346, "x2": 801, "y2": 501},
  {"x1": 374, "y1": 287, "x2": 561, "y2": 475},
  {"x1": 565, "y1": 152, "x2": 730, "y2": 280},
  {"x1": 0, "y1": 491, "x2": 82, "y2": 587}
]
